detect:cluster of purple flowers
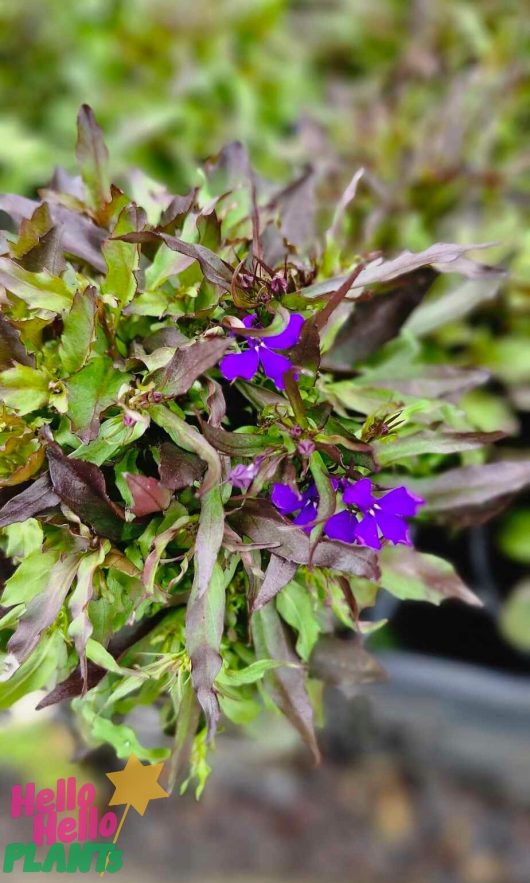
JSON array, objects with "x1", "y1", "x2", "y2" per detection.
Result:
[
  {"x1": 271, "y1": 477, "x2": 423, "y2": 550},
  {"x1": 219, "y1": 309, "x2": 422, "y2": 552}
]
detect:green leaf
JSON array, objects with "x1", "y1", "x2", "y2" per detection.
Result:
[
  {"x1": 276, "y1": 581, "x2": 321, "y2": 662},
  {"x1": 0, "y1": 631, "x2": 66, "y2": 710},
  {"x1": 200, "y1": 421, "x2": 279, "y2": 457},
  {"x1": 185, "y1": 561, "x2": 226, "y2": 739},
  {"x1": 500, "y1": 581, "x2": 530, "y2": 651},
  {"x1": 374, "y1": 429, "x2": 503, "y2": 466},
  {"x1": 66, "y1": 356, "x2": 130, "y2": 442},
  {"x1": 217, "y1": 658, "x2": 289, "y2": 687},
  {"x1": 59, "y1": 287, "x2": 97, "y2": 374},
  {"x1": 0, "y1": 365, "x2": 49, "y2": 415},
  {"x1": 69, "y1": 544, "x2": 109, "y2": 686},
  {"x1": 71, "y1": 414, "x2": 148, "y2": 465},
  {"x1": 102, "y1": 204, "x2": 144, "y2": 307},
  {"x1": 380, "y1": 546, "x2": 481, "y2": 606},
  {"x1": 84, "y1": 637, "x2": 135, "y2": 676},
  {"x1": 1, "y1": 549, "x2": 59, "y2": 606},
  {"x1": 0, "y1": 257, "x2": 74, "y2": 313},
  {"x1": 498, "y1": 509, "x2": 530, "y2": 565},
  {"x1": 1, "y1": 518, "x2": 43, "y2": 559},
  {"x1": 218, "y1": 694, "x2": 261, "y2": 725},
  {"x1": 77, "y1": 704, "x2": 169, "y2": 762}
]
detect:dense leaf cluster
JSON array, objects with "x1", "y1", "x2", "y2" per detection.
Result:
[{"x1": 0, "y1": 108, "x2": 524, "y2": 793}]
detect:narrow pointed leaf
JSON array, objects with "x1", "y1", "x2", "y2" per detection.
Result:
[{"x1": 252, "y1": 602, "x2": 320, "y2": 763}]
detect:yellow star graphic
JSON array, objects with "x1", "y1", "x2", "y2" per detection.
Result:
[{"x1": 106, "y1": 754, "x2": 169, "y2": 816}]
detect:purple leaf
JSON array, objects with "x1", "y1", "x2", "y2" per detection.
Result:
[
  {"x1": 0, "y1": 314, "x2": 34, "y2": 369},
  {"x1": 0, "y1": 473, "x2": 60, "y2": 529},
  {"x1": 304, "y1": 241, "x2": 505, "y2": 301},
  {"x1": 158, "y1": 443, "x2": 205, "y2": 491},
  {"x1": 322, "y1": 267, "x2": 437, "y2": 369},
  {"x1": 76, "y1": 105, "x2": 111, "y2": 212},
  {"x1": 149, "y1": 404, "x2": 222, "y2": 495},
  {"x1": 148, "y1": 337, "x2": 229, "y2": 396},
  {"x1": 385, "y1": 460, "x2": 530, "y2": 526},
  {"x1": 205, "y1": 378, "x2": 226, "y2": 426},
  {"x1": 47, "y1": 445, "x2": 125, "y2": 541},
  {"x1": 0, "y1": 194, "x2": 107, "y2": 272},
  {"x1": 124, "y1": 473, "x2": 172, "y2": 517},
  {"x1": 6, "y1": 555, "x2": 80, "y2": 673},
  {"x1": 117, "y1": 230, "x2": 234, "y2": 290},
  {"x1": 252, "y1": 555, "x2": 297, "y2": 614},
  {"x1": 268, "y1": 168, "x2": 316, "y2": 247}
]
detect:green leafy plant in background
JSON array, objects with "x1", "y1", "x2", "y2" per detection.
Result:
[{"x1": 0, "y1": 108, "x2": 528, "y2": 795}]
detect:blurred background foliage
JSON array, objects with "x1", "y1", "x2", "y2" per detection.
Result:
[{"x1": 0, "y1": 0, "x2": 528, "y2": 642}]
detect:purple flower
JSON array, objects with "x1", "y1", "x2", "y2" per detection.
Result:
[
  {"x1": 324, "y1": 478, "x2": 424, "y2": 550},
  {"x1": 271, "y1": 476, "x2": 342, "y2": 533},
  {"x1": 229, "y1": 461, "x2": 261, "y2": 490},
  {"x1": 220, "y1": 313, "x2": 304, "y2": 390},
  {"x1": 271, "y1": 482, "x2": 319, "y2": 531},
  {"x1": 297, "y1": 438, "x2": 316, "y2": 458}
]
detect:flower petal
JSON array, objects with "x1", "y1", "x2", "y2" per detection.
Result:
[
  {"x1": 378, "y1": 486, "x2": 424, "y2": 517},
  {"x1": 374, "y1": 510, "x2": 411, "y2": 545},
  {"x1": 265, "y1": 313, "x2": 304, "y2": 350},
  {"x1": 300, "y1": 482, "x2": 318, "y2": 505},
  {"x1": 342, "y1": 478, "x2": 375, "y2": 511},
  {"x1": 293, "y1": 501, "x2": 318, "y2": 532},
  {"x1": 220, "y1": 348, "x2": 259, "y2": 382},
  {"x1": 324, "y1": 509, "x2": 358, "y2": 544},
  {"x1": 271, "y1": 483, "x2": 301, "y2": 514},
  {"x1": 355, "y1": 513, "x2": 381, "y2": 550},
  {"x1": 259, "y1": 347, "x2": 293, "y2": 389},
  {"x1": 242, "y1": 313, "x2": 258, "y2": 329}
]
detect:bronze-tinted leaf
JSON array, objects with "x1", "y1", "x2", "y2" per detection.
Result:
[
  {"x1": 0, "y1": 473, "x2": 60, "y2": 529},
  {"x1": 380, "y1": 545, "x2": 482, "y2": 607},
  {"x1": 6, "y1": 554, "x2": 80, "y2": 673},
  {"x1": 231, "y1": 500, "x2": 379, "y2": 580},
  {"x1": 385, "y1": 460, "x2": 530, "y2": 524},
  {"x1": 0, "y1": 314, "x2": 34, "y2": 368},
  {"x1": 200, "y1": 421, "x2": 278, "y2": 457},
  {"x1": 76, "y1": 105, "x2": 111, "y2": 213},
  {"x1": 47, "y1": 444, "x2": 125, "y2": 541},
  {"x1": 252, "y1": 554, "x2": 297, "y2": 614},
  {"x1": 252, "y1": 601, "x2": 320, "y2": 763},
  {"x1": 148, "y1": 337, "x2": 229, "y2": 397},
  {"x1": 158, "y1": 443, "x2": 205, "y2": 491},
  {"x1": 125, "y1": 473, "x2": 172, "y2": 517},
  {"x1": 322, "y1": 268, "x2": 437, "y2": 370},
  {"x1": 185, "y1": 562, "x2": 225, "y2": 740}
]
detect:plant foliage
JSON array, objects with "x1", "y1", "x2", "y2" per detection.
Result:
[{"x1": 0, "y1": 108, "x2": 525, "y2": 793}]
